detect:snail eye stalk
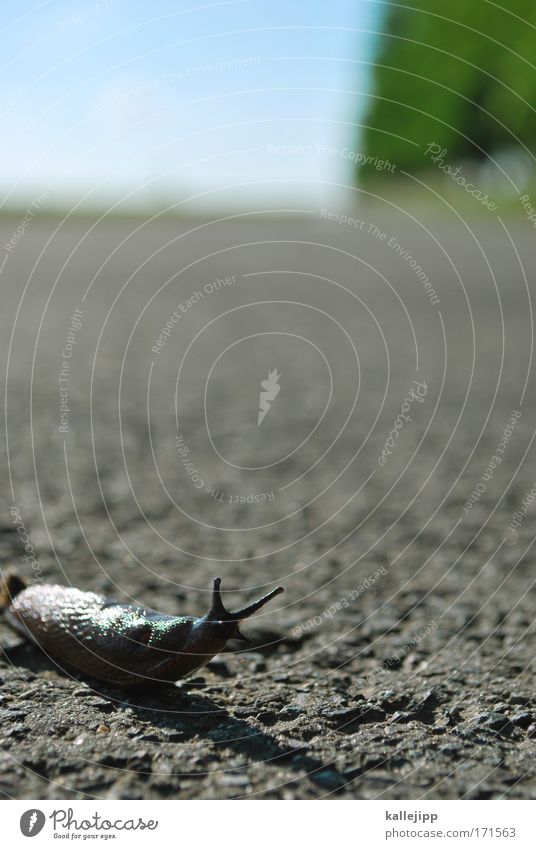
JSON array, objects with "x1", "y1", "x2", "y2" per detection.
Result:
[{"x1": 207, "y1": 577, "x2": 284, "y2": 622}]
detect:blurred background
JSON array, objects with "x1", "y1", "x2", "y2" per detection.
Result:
[
  {"x1": 1, "y1": 0, "x2": 535, "y2": 212},
  {"x1": 2, "y1": 1, "x2": 536, "y2": 801},
  {"x1": 1, "y1": 0, "x2": 376, "y2": 212}
]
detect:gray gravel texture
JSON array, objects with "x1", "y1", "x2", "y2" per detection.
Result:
[{"x1": 0, "y1": 208, "x2": 535, "y2": 799}]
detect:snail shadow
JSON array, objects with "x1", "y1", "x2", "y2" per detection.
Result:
[
  {"x1": 0, "y1": 631, "x2": 62, "y2": 677},
  {"x1": 0, "y1": 631, "x2": 338, "y2": 789}
]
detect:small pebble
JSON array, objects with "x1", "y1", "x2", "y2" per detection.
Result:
[
  {"x1": 310, "y1": 769, "x2": 345, "y2": 790},
  {"x1": 474, "y1": 712, "x2": 513, "y2": 733},
  {"x1": 220, "y1": 773, "x2": 250, "y2": 787},
  {"x1": 510, "y1": 711, "x2": 533, "y2": 729}
]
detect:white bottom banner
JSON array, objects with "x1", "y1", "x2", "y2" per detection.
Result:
[{"x1": 2, "y1": 799, "x2": 535, "y2": 848}]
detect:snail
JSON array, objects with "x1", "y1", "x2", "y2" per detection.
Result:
[{"x1": 0, "y1": 572, "x2": 284, "y2": 689}]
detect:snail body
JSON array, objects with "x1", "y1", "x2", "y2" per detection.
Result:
[{"x1": 1, "y1": 574, "x2": 283, "y2": 690}]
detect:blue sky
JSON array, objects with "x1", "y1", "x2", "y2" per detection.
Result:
[{"x1": 0, "y1": 0, "x2": 383, "y2": 210}]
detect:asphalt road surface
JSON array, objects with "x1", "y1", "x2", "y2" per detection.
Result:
[{"x1": 1, "y1": 205, "x2": 535, "y2": 799}]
